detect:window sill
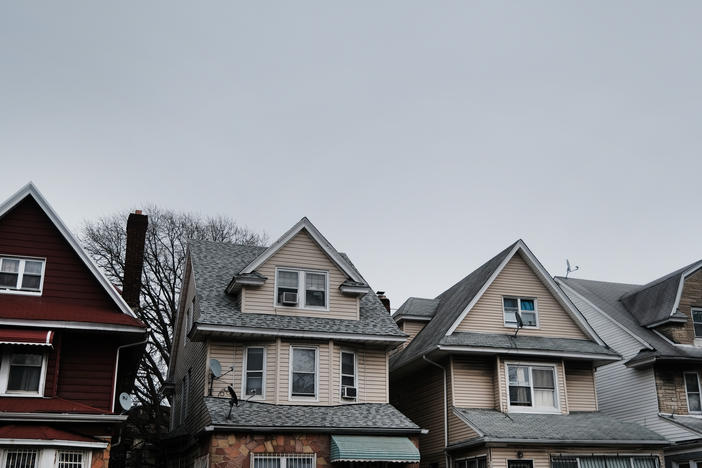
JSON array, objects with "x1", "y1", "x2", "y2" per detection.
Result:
[
  {"x1": 507, "y1": 407, "x2": 561, "y2": 414},
  {"x1": 0, "y1": 289, "x2": 42, "y2": 297},
  {"x1": 289, "y1": 395, "x2": 319, "y2": 402},
  {"x1": 0, "y1": 392, "x2": 44, "y2": 397}
]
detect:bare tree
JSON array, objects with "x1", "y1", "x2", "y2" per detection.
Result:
[{"x1": 81, "y1": 206, "x2": 267, "y2": 412}]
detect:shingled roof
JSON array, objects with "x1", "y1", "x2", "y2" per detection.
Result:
[
  {"x1": 392, "y1": 297, "x2": 440, "y2": 322},
  {"x1": 204, "y1": 398, "x2": 422, "y2": 434},
  {"x1": 188, "y1": 239, "x2": 406, "y2": 341},
  {"x1": 450, "y1": 408, "x2": 667, "y2": 447}
]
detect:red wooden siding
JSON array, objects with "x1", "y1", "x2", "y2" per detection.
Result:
[
  {"x1": 0, "y1": 196, "x2": 116, "y2": 310},
  {"x1": 57, "y1": 333, "x2": 118, "y2": 411}
]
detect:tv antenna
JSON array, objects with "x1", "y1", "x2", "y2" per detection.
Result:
[
  {"x1": 208, "y1": 358, "x2": 234, "y2": 396},
  {"x1": 226, "y1": 385, "x2": 239, "y2": 419},
  {"x1": 565, "y1": 259, "x2": 579, "y2": 278}
]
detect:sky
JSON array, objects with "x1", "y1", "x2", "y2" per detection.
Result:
[{"x1": 2, "y1": 1, "x2": 702, "y2": 311}]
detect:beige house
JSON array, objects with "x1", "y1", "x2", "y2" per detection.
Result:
[
  {"x1": 390, "y1": 240, "x2": 667, "y2": 468},
  {"x1": 164, "y1": 218, "x2": 423, "y2": 468}
]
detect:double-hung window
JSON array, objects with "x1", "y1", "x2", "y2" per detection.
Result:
[
  {"x1": 0, "y1": 257, "x2": 45, "y2": 294},
  {"x1": 507, "y1": 364, "x2": 558, "y2": 411},
  {"x1": 693, "y1": 308, "x2": 702, "y2": 338},
  {"x1": 290, "y1": 347, "x2": 317, "y2": 399},
  {"x1": 3, "y1": 448, "x2": 39, "y2": 468},
  {"x1": 276, "y1": 269, "x2": 328, "y2": 309},
  {"x1": 685, "y1": 372, "x2": 702, "y2": 413},
  {"x1": 251, "y1": 454, "x2": 315, "y2": 468},
  {"x1": 56, "y1": 451, "x2": 86, "y2": 468},
  {"x1": 244, "y1": 347, "x2": 265, "y2": 398},
  {"x1": 503, "y1": 297, "x2": 537, "y2": 327},
  {"x1": 340, "y1": 351, "x2": 356, "y2": 398},
  {"x1": 0, "y1": 350, "x2": 46, "y2": 396}
]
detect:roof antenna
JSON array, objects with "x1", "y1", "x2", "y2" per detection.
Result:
[
  {"x1": 565, "y1": 259, "x2": 579, "y2": 278},
  {"x1": 513, "y1": 311, "x2": 524, "y2": 338}
]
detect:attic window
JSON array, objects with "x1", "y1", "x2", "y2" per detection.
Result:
[
  {"x1": 275, "y1": 268, "x2": 328, "y2": 309},
  {"x1": 503, "y1": 297, "x2": 537, "y2": 328},
  {"x1": 692, "y1": 308, "x2": 702, "y2": 338},
  {"x1": 0, "y1": 257, "x2": 46, "y2": 294}
]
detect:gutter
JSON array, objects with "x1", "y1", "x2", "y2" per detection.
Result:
[
  {"x1": 446, "y1": 437, "x2": 669, "y2": 451},
  {"x1": 423, "y1": 354, "x2": 449, "y2": 468},
  {"x1": 0, "y1": 412, "x2": 128, "y2": 423},
  {"x1": 111, "y1": 336, "x2": 149, "y2": 412},
  {"x1": 436, "y1": 345, "x2": 620, "y2": 362},
  {"x1": 203, "y1": 425, "x2": 426, "y2": 435},
  {"x1": 193, "y1": 324, "x2": 407, "y2": 344}
]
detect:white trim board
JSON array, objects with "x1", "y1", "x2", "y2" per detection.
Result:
[
  {"x1": 0, "y1": 183, "x2": 140, "y2": 320},
  {"x1": 445, "y1": 240, "x2": 605, "y2": 346},
  {"x1": 239, "y1": 217, "x2": 365, "y2": 284},
  {"x1": 0, "y1": 438, "x2": 108, "y2": 449}
]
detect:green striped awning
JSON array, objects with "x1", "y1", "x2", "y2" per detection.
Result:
[{"x1": 330, "y1": 435, "x2": 420, "y2": 463}]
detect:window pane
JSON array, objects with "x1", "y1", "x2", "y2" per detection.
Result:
[
  {"x1": 533, "y1": 368, "x2": 555, "y2": 389},
  {"x1": 534, "y1": 388, "x2": 556, "y2": 407},
  {"x1": 342, "y1": 353, "x2": 354, "y2": 375},
  {"x1": 292, "y1": 372, "x2": 315, "y2": 395},
  {"x1": 477, "y1": 458, "x2": 487, "y2": 468},
  {"x1": 246, "y1": 373, "x2": 263, "y2": 395},
  {"x1": 686, "y1": 373, "x2": 700, "y2": 393},
  {"x1": 509, "y1": 386, "x2": 532, "y2": 405},
  {"x1": 21, "y1": 274, "x2": 41, "y2": 290},
  {"x1": 0, "y1": 272, "x2": 18, "y2": 288},
  {"x1": 5, "y1": 449, "x2": 38, "y2": 468},
  {"x1": 503, "y1": 298, "x2": 518, "y2": 309},
  {"x1": 247, "y1": 348, "x2": 264, "y2": 371},
  {"x1": 689, "y1": 393, "x2": 701, "y2": 412},
  {"x1": 278, "y1": 270, "x2": 299, "y2": 288},
  {"x1": 8, "y1": 365, "x2": 41, "y2": 391},
  {"x1": 11, "y1": 353, "x2": 43, "y2": 366},
  {"x1": 58, "y1": 451, "x2": 84, "y2": 468},
  {"x1": 693, "y1": 310, "x2": 702, "y2": 323},
  {"x1": 342, "y1": 375, "x2": 354, "y2": 387},
  {"x1": 293, "y1": 349, "x2": 315, "y2": 372},
  {"x1": 24, "y1": 261, "x2": 43, "y2": 275},
  {"x1": 520, "y1": 299, "x2": 535, "y2": 311},
  {"x1": 551, "y1": 458, "x2": 578, "y2": 468},
  {"x1": 521, "y1": 311, "x2": 537, "y2": 326},
  {"x1": 253, "y1": 458, "x2": 281, "y2": 468},
  {"x1": 504, "y1": 311, "x2": 518, "y2": 325},
  {"x1": 508, "y1": 366, "x2": 530, "y2": 386},
  {"x1": 1, "y1": 259, "x2": 20, "y2": 273},
  {"x1": 695, "y1": 323, "x2": 702, "y2": 338},
  {"x1": 305, "y1": 290, "x2": 325, "y2": 307},
  {"x1": 306, "y1": 273, "x2": 325, "y2": 290},
  {"x1": 605, "y1": 457, "x2": 631, "y2": 468}
]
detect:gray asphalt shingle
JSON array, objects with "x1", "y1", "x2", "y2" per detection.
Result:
[
  {"x1": 440, "y1": 332, "x2": 617, "y2": 357},
  {"x1": 392, "y1": 297, "x2": 440, "y2": 321},
  {"x1": 205, "y1": 397, "x2": 421, "y2": 433}
]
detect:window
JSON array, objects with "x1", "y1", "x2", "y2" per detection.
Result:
[
  {"x1": 508, "y1": 461, "x2": 533, "y2": 468},
  {"x1": 290, "y1": 347, "x2": 317, "y2": 399},
  {"x1": 0, "y1": 257, "x2": 45, "y2": 294},
  {"x1": 0, "y1": 350, "x2": 46, "y2": 395},
  {"x1": 340, "y1": 351, "x2": 356, "y2": 398},
  {"x1": 276, "y1": 269, "x2": 328, "y2": 309},
  {"x1": 693, "y1": 308, "x2": 702, "y2": 338},
  {"x1": 507, "y1": 364, "x2": 558, "y2": 411},
  {"x1": 455, "y1": 456, "x2": 487, "y2": 468},
  {"x1": 3, "y1": 449, "x2": 38, "y2": 468},
  {"x1": 503, "y1": 297, "x2": 537, "y2": 327},
  {"x1": 180, "y1": 370, "x2": 190, "y2": 423},
  {"x1": 56, "y1": 451, "x2": 84, "y2": 468},
  {"x1": 685, "y1": 372, "x2": 702, "y2": 412},
  {"x1": 251, "y1": 454, "x2": 315, "y2": 468},
  {"x1": 244, "y1": 347, "x2": 265, "y2": 397},
  {"x1": 551, "y1": 456, "x2": 658, "y2": 468}
]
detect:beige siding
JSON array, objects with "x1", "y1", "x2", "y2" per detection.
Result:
[
  {"x1": 208, "y1": 338, "x2": 388, "y2": 406},
  {"x1": 448, "y1": 411, "x2": 477, "y2": 444},
  {"x1": 398, "y1": 320, "x2": 426, "y2": 351},
  {"x1": 496, "y1": 358, "x2": 568, "y2": 414},
  {"x1": 243, "y1": 230, "x2": 359, "y2": 320},
  {"x1": 451, "y1": 356, "x2": 495, "y2": 409},
  {"x1": 455, "y1": 253, "x2": 587, "y2": 339},
  {"x1": 564, "y1": 361, "x2": 598, "y2": 411}
]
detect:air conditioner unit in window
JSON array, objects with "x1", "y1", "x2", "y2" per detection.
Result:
[
  {"x1": 341, "y1": 386, "x2": 357, "y2": 399},
  {"x1": 281, "y1": 292, "x2": 298, "y2": 306}
]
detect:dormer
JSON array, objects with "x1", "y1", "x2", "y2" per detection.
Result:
[{"x1": 224, "y1": 218, "x2": 371, "y2": 320}]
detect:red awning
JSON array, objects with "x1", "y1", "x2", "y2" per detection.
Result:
[{"x1": 0, "y1": 328, "x2": 53, "y2": 346}]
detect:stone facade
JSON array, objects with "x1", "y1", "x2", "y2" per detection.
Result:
[
  {"x1": 655, "y1": 269, "x2": 702, "y2": 344},
  {"x1": 207, "y1": 432, "x2": 419, "y2": 468},
  {"x1": 655, "y1": 364, "x2": 702, "y2": 415}
]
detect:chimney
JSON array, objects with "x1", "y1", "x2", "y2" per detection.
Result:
[
  {"x1": 122, "y1": 210, "x2": 148, "y2": 309},
  {"x1": 376, "y1": 291, "x2": 391, "y2": 313}
]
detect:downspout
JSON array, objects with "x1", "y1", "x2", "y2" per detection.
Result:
[
  {"x1": 111, "y1": 336, "x2": 149, "y2": 413},
  {"x1": 423, "y1": 354, "x2": 450, "y2": 468}
]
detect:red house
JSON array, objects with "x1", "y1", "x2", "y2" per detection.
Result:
[{"x1": 0, "y1": 183, "x2": 147, "y2": 468}]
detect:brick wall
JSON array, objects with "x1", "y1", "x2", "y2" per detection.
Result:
[
  {"x1": 654, "y1": 364, "x2": 702, "y2": 415},
  {"x1": 208, "y1": 432, "x2": 419, "y2": 468},
  {"x1": 655, "y1": 269, "x2": 702, "y2": 344},
  {"x1": 91, "y1": 444, "x2": 110, "y2": 468}
]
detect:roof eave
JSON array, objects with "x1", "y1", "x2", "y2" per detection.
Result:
[
  {"x1": 436, "y1": 345, "x2": 620, "y2": 365},
  {"x1": 203, "y1": 425, "x2": 424, "y2": 435},
  {"x1": 446, "y1": 437, "x2": 668, "y2": 451}
]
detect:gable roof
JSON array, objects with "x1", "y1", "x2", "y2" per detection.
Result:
[
  {"x1": 0, "y1": 183, "x2": 143, "y2": 326},
  {"x1": 239, "y1": 217, "x2": 365, "y2": 284},
  {"x1": 391, "y1": 240, "x2": 605, "y2": 371},
  {"x1": 189, "y1": 239, "x2": 405, "y2": 342},
  {"x1": 392, "y1": 297, "x2": 440, "y2": 322},
  {"x1": 557, "y1": 276, "x2": 702, "y2": 366},
  {"x1": 619, "y1": 260, "x2": 702, "y2": 327}
]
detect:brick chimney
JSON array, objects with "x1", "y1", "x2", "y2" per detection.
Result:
[
  {"x1": 122, "y1": 210, "x2": 148, "y2": 310},
  {"x1": 376, "y1": 291, "x2": 391, "y2": 313}
]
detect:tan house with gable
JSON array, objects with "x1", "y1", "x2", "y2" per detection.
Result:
[
  {"x1": 164, "y1": 218, "x2": 423, "y2": 468},
  {"x1": 390, "y1": 240, "x2": 667, "y2": 468}
]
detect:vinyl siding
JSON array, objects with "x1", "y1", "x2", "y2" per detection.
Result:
[
  {"x1": 208, "y1": 341, "x2": 277, "y2": 402},
  {"x1": 451, "y1": 356, "x2": 495, "y2": 409},
  {"x1": 243, "y1": 230, "x2": 359, "y2": 320},
  {"x1": 564, "y1": 361, "x2": 597, "y2": 411},
  {"x1": 562, "y1": 284, "x2": 699, "y2": 442},
  {"x1": 448, "y1": 410, "x2": 477, "y2": 444},
  {"x1": 398, "y1": 320, "x2": 426, "y2": 351},
  {"x1": 456, "y1": 254, "x2": 587, "y2": 339}
]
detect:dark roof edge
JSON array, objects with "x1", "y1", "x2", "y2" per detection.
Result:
[
  {"x1": 203, "y1": 425, "x2": 425, "y2": 435},
  {"x1": 394, "y1": 315, "x2": 433, "y2": 323},
  {"x1": 193, "y1": 323, "x2": 407, "y2": 343},
  {"x1": 446, "y1": 437, "x2": 669, "y2": 451},
  {"x1": 437, "y1": 345, "x2": 620, "y2": 362}
]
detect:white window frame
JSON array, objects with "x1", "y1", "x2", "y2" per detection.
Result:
[
  {"x1": 505, "y1": 361, "x2": 560, "y2": 414},
  {"x1": 0, "y1": 448, "x2": 92, "y2": 468},
  {"x1": 692, "y1": 307, "x2": 702, "y2": 339},
  {"x1": 274, "y1": 268, "x2": 329, "y2": 311},
  {"x1": 55, "y1": 449, "x2": 90, "y2": 468},
  {"x1": 0, "y1": 349, "x2": 48, "y2": 397},
  {"x1": 503, "y1": 296, "x2": 539, "y2": 328},
  {"x1": 288, "y1": 346, "x2": 319, "y2": 401},
  {"x1": 340, "y1": 350, "x2": 357, "y2": 400},
  {"x1": 454, "y1": 454, "x2": 488, "y2": 468},
  {"x1": 242, "y1": 346, "x2": 266, "y2": 400},
  {"x1": 0, "y1": 256, "x2": 47, "y2": 296},
  {"x1": 685, "y1": 371, "x2": 702, "y2": 414},
  {"x1": 250, "y1": 453, "x2": 316, "y2": 468}
]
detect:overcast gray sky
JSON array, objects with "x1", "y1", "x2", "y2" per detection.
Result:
[{"x1": 2, "y1": 1, "x2": 702, "y2": 310}]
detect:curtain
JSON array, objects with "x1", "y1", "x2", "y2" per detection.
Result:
[{"x1": 520, "y1": 299, "x2": 535, "y2": 311}]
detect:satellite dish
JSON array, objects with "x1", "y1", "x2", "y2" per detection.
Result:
[
  {"x1": 210, "y1": 358, "x2": 222, "y2": 378},
  {"x1": 118, "y1": 393, "x2": 133, "y2": 411}
]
